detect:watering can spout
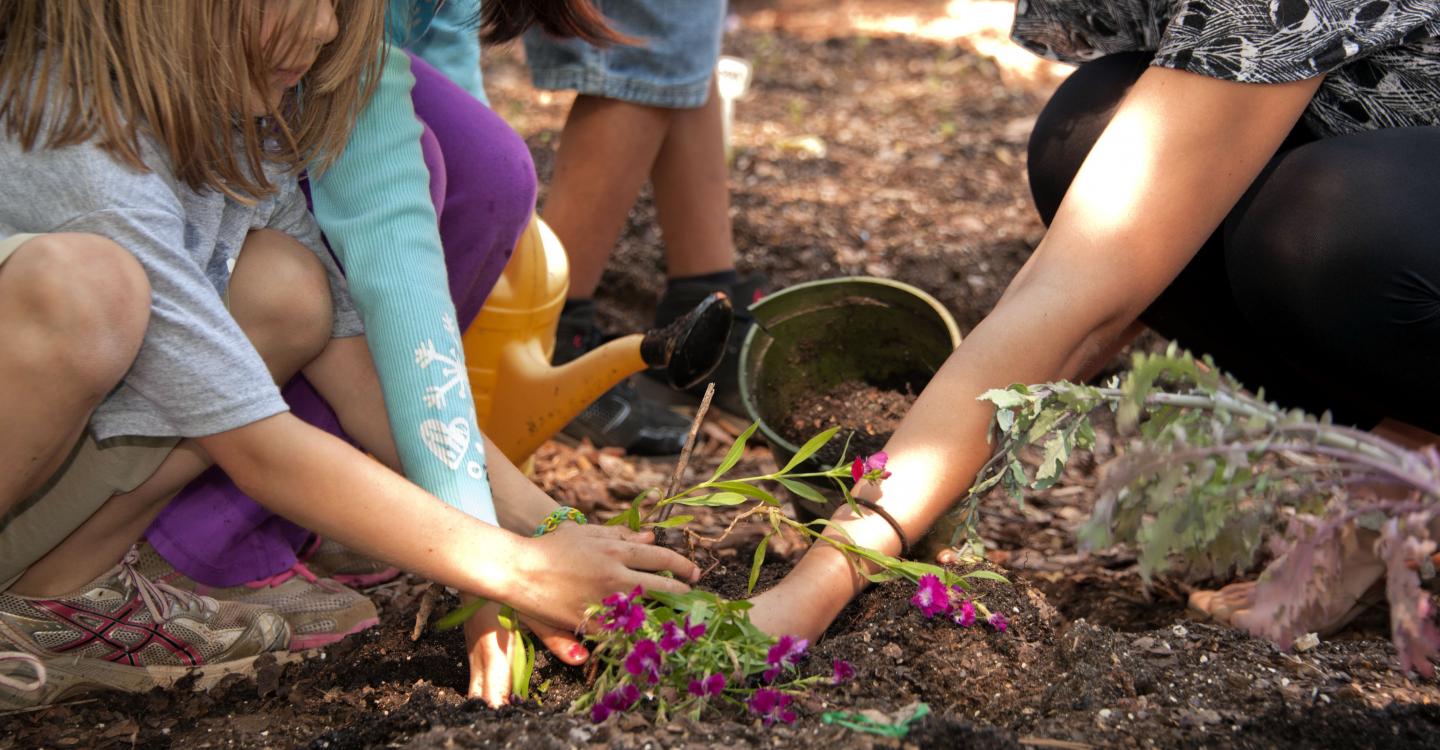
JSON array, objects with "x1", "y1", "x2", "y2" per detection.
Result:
[{"x1": 463, "y1": 216, "x2": 732, "y2": 462}]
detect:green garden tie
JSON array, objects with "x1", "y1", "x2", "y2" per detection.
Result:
[{"x1": 821, "y1": 702, "x2": 931, "y2": 738}]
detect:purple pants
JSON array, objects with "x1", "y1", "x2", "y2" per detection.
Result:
[{"x1": 146, "y1": 55, "x2": 536, "y2": 586}]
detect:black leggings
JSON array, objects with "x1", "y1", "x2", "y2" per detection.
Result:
[{"x1": 1027, "y1": 52, "x2": 1440, "y2": 433}]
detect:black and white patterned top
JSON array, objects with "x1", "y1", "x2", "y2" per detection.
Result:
[{"x1": 1011, "y1": 0, "x2": 1440, "y2": 137}]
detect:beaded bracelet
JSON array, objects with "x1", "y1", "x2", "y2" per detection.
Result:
[{"x1": 533, "y1": 506, "x2": 588, "y2": 537}]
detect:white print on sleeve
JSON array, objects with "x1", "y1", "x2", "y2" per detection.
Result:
[
  {"x1": 413, "y1": 315, "x2": 472, "y2": 410},
  {"x1": 419, "y1": 416, "x2": 471, "y2": 471}
]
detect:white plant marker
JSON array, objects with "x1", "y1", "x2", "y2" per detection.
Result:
[{"x1": 716, "y1": 55, "x2": 752, "y2": 163}]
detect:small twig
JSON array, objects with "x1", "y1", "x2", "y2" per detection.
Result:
[
  {"x1": 410, "y1": 583, "x2": 437, "y2": 641},
  {"x1": 685, "y1": 505, "x2": 769, "y2": 546},
  {"x1": 655, "y1": 383, "x2": 715, "y2": 553}
]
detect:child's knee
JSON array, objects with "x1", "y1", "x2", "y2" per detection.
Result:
[
  {"x1": 230, "y1": 229, "x2": 333, "y2": 364},
  {"x1": 3, "y1": 233, "x2": 150, "y2": 390}
]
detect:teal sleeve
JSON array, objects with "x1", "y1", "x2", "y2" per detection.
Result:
[
  {"x1": 310, "y1": 45, "x2": 497, "y2": 526},
  {"x1": 405, "y1": 0, "x2": 487, "y2": 103}
]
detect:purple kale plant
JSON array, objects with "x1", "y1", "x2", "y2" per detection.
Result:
[{"x1": 944, "y1": 347, "x2": 1440, "y2": 676}]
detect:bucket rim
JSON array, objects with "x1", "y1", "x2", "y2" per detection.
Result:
[{"x1": 737, "y1": 276, "x2": 962, "y2": 457}]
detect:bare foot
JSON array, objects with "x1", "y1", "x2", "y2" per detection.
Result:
[{"x1": 1190, "y1": 544, "x2": 1387, "y2": 638}]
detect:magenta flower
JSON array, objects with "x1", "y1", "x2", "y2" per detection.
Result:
[
  {"x1": 659, "y1": 616, "x2": 707, "y2": 652},
  {"x1": 831, "y1": 659, "x2": 856, "y2": 685},
  {"x1": 659, "y1": 621, "x2": 686, "y2": 652},
  {"x1": 852, "y1": 452, "x2": 892, "y2": 484},
  {"x1": 987, "y1": 611, "x2": 1008, "y2": 633},
  {"x1": 910, "y1": 573, "x2": 951, "y2": 618},
  {"x1": 953, "y1": 599, "x2": 976, "y2": 627},
  {"x1": 589, "y1": 683, "x2": 641, "y2": 723},
  {"x1": 748, "y1": 688, "x2": 797, "y2": 725},
  {"x1": 602, "y1": 585, "x2": 642, "y2": 608},
  {"x1": 687, "y1": 672, "x2": 726, "y2": 698},
  {"x1": 623, "y1": 639, "x2": 663, "y2": 685},
  {"x1": 763, "y1": 634, "x2": 809, "y2": 681},
  {"x1": 600, "y1": 586, "x2": 647, "y2": 633}
]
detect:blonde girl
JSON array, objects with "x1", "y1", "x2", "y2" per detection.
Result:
[{"x1": 0, "y1": 0, "x2": 695, "y2": 707}]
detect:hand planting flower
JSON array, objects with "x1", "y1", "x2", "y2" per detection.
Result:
[
  {"x1": 851, "y1": 452, "x2": 893, "y2": 484},
  {"x1": 623, "y1": 639, "x2": 663, "y2": 685},
  {"x1": 748, "y1": 687, "x2": 797, "y2": 725},
  {"x1": 910, "y1": 573, "x2": 951, "y2": 618},
  {"x1": 831, "y1": 659, "x2": 856, "y2": 685},
  {"x1": 687, "y1": 673, "x2": 726, "y2": 698}
]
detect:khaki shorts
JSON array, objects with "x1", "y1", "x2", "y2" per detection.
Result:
[
  {"x1": 0, "y1": 232, "x2": 40, "y2": 264},
  {"x1": 0, "y1": 233, "x2": 175, "y2": 590}
]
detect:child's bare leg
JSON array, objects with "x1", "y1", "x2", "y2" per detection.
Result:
[
  {"x1": 650, "y1": 79, "x2": 734, "y2": 279},
  {"x1": 8, "y1": 230, "x2": 334, "y2": 596},
  {"x1": 541, "y1": 95, "x2": 671, "y2": 298},
  {"x1": 0, "y1": 234, "x2": 150, "y2": 514}
]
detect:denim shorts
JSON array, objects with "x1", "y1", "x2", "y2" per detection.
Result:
[{"x1": 522, "y1": 0, "x2": 727, "y2": 109}]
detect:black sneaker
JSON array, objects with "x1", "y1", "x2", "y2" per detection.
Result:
[
  {"x1": 646, "y1": 273, "x2": 767, "y2": 416},
  {"x1": 554, "y1": 305, "x2": 691, "y2": 456}
]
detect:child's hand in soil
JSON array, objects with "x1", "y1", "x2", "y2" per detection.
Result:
[
  {"x1": 507, "y1": 524, "x2": 700, "y2": 633},
  {"x1": 464, "y1": 598, "x2": 590, "y2": 707}
]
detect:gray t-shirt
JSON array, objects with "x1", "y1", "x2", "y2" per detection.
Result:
[{"x1": 0, "y1": 133, "x2": 363, "y2": 440}]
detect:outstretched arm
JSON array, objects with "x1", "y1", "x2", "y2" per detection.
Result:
[
  {"x1": 196, "y1": 413, "x2": 699, "y2": 632},
  {"x1": 749, "y1": 66, "x2": 1323, "y2": 640}
]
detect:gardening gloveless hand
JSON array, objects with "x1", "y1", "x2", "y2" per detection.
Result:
[{"x1": 505, "y1": 524, "x2": 700, "y2": 633}]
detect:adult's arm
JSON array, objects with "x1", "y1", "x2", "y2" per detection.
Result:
[{"x1": 748, "y1": 67, "x2": 1323, "y2": 640}]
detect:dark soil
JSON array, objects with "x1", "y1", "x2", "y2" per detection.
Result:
[
  {"x1": 10, "y1": 550, "x2": 1439, "y2": 749},
  {"x1": 7, "y1": 5, "x2": 1440, "y2": 749},
  {"x1": 778, "y1": 379, "x2": 918, "y2": 463}
]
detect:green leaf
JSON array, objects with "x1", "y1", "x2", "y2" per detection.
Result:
[
  {"x1": 748, "y1": 534, "x2": 771, "y2": 594},
  {"x1": 706, "y1": 480, "x2": 780, "y2": 505},
  {"x1": 434, "y1": 595, "x2": 489, "y2": 631},
  {"x1": 512, "y1": 627, "x2": 536, "y2": 699},
  {"x1": 961, "y1": 570, "x2": 1009, "y2": 583},
  {"x1": 674, "y1": 492, "x2": 749, "y2": 507},
  {"x1": 777, "y1": 477, "x2": 829, "y2": 504},
  {"x1": 995, "y1": 408, "x2": 1015, "y2": 434},
  {"x1": 710, "y1": 422, "x2": 759, "y2": 481},
  {"x1": 979, "y1": 387, "x2": 1029, "y2": 409},
  {"x1": 605, "y1": 490, "x2": 650, "y2": 531},
  {"x1": 780, "y1": 426, "x2": 840, "y2": 474},
  {"x1": 646, "y1": 514, "x2": 696, "y2": 529}
]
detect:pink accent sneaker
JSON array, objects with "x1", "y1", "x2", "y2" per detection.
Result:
[
  {"x1": 134, "y1": 545, "x2": 379, "y2": 651},
  {"x1": 298, "y1": 535, "x2": 401, "y2": 588},
  {"x1": 0, "y1": 547, "x2": 288, "y2": 709}
]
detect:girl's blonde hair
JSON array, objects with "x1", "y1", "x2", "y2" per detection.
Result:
[{"x1": 0, "y1": 0, "x2": 384, "y2": 201}]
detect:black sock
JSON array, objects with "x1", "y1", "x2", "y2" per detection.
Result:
[
  {"x1": 560, "y1": 297, "x2": 597, "y2": 326},
  {"x1": 667, "y1": 269, "x2": 740, "y2": 291}
]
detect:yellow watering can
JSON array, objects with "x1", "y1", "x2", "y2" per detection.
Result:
[{"x1": 462, "y1": 215, "x2": 732, "y2": 462}]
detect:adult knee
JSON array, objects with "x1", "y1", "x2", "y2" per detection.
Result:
[
  {"x1": 3, "y1": 233, "x2": 150, "y2": 394},
  {"x1": 1026, "y1": 51, "x2": 1153, "y2": 225},
  {"x1": 229, "y1": 230, "x2": 333, "y2": 371}
]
